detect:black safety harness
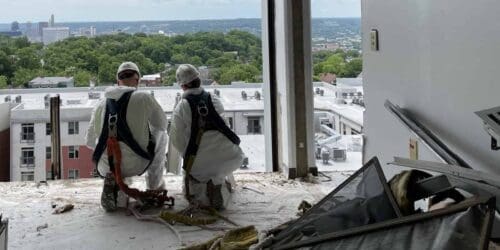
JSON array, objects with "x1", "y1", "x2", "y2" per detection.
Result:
[
  {"x1": 92, "y1": 90, "x2": 174, "y2": 208},
  {"x1": 92, "y1": 90, "x2": 155, "y2": 176},
  {"x1": 182, "y1": 90, "x2": 240, "y2": 199}
]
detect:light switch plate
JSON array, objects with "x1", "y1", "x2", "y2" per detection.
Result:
[{"x1": 370, "y1": 29, "x2": 379, "y2": 51}]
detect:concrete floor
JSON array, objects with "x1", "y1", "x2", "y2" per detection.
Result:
[{"x1": 0, "y1": 171, "x2": 354, "y2": 249}]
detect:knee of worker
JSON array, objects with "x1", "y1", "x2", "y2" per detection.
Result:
[
  {"x1": 184, "y1": 177, "x2": 233, "y2": 208},
  {"x1": 146, "y1": 173, "x2": 165, "y2": 190}
]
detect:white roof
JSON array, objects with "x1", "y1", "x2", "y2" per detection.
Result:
[
  {"x1": 141, "y1": 74, "x2": 161, "y2": 81},
  {"x1": 0, "y1": 82, "x2": 363, "y2": 125}
]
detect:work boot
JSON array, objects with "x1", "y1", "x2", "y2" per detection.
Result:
[
  {"x1": 101, "y1": 173, "x2": 118, "y2": 212},
  {"x1": 207, "y1": 180, "x2": 224, "y2": 211}
]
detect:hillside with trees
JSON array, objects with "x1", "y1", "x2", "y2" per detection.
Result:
[{"x1": 0, "y1": 31, "x2": 361, "y2": 88}]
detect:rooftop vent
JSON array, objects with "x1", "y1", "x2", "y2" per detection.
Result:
[
  {"x1": 241, "y1": 91, "x2": 247, "y2": 100},
  {"x1": 15, "y1": 95, "x2": 21, "y2": 103},
  {"x1": 4, "y1": 96, "x2": 10, "y2": 103},
  {"x1": 315, "y1": 87, "x2": 321, "y2": 95},
  {"x1": 150, "y1": 90, "x2": 155, "y2": 97},
  {"x1": 88, "y1": 92, "x2": 101, "y2": 99},
  {"x1": 214, "y1": 89, "x2": 221, "y2": 97},
  {"x1": 320, "y1": 89, "x2": 324, "y2": 96},
  {"x1": 332, "y1": 148, "x2": 347, "y2": 161},
  {"x1": 254, "y1": 91, "x2": 261, "y2": 100},
  {"x1": 66, "y1": 99, "x2": 82, "y2": 105}
]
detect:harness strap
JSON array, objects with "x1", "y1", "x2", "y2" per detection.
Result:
[
  {"x1": 103, "y1": 94, "x2": 174, "y2": 207},
  {"x1": 92, "y1": 91, "x2": 155, "y2": 176},
  {"x1": 181, "y1": 90, "x2": 240, "y2": 201}
]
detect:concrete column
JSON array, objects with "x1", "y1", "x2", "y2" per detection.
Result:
[{"x1": 270, "y1": 0, "x2": 315, "y2": 178}]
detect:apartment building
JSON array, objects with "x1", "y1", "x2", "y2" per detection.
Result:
[{"x1": 0, "y1": 82, "x2": 363, "y2": 181}]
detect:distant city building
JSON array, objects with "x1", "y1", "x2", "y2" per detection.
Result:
[
  {"x1": 0, "y1": 31, "x2": 22, "y2": 37},
  {"x1": 11, "y1": 21, "x2": 19, "y2": 32},
  {"x1": 28, "y1": 77, "x2": 74, "y2": 88},
  {"x1": 312, "y1": 42, "x2": 340, "y2": 52},
  {"x1": 38, "y1": 22, "x2": 48, "y2": 36},
  {"x1": 42, "y1": 27, "x2": 70, "y2": 45},
  {"x1": 77, "y1": 26, "x2": 96, "y2": 38},
  {"x1": 49, "y1": 14, "x2": 55, "y2": 27},
  {"x1": 25, "y1": 21, "x2": 40, "y2": 42}
]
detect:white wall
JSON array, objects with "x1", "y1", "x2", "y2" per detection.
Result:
[
  {"x1": 275, "y1": 0, "x2": 294, "y2": 170},
  {"x1": 362, "y1": 0, "x2": 500, "y2": 175},
  {"x1": 0, "y1": 103, "x2": 11, "y2": 131}
]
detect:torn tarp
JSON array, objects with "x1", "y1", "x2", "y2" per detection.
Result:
[
  {"x1": 268, "y1": 157, "x2": 402, "y2": 247},
  {"x1": 0, "y1": 214, "x2": 7, "y2": 250},
  {"x1": 262, "y1": 157, "x2": 496, "y2": 249},
  {"x1": 273, "y1": 196, "x2": 495, "y2": 250}
]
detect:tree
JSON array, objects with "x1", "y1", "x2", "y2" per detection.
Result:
[
  {"x1": 346, "y1": 50, "x2": 360, "y2": 58},
  {"x1": 218, "y1": 64, "x2": 259, "y2": 84},
  {"x1": 344, "y1": 58, "x2": 362, "y2": 77},
  {"x1": 1, "y1": 30, "x2": 265, "y2": 88},
  {"x1": 74, "y1": 71, "x2": 92, "y2": 87},
  {"x1": 0, "y1": 75, "x2": 8, "y2": 89},
  {"x1": 0, "y1": 51, "x2": 15, "y2": 78},
  {"x1": 12, "y1": 68, "x2": 40, "y2": 87}
]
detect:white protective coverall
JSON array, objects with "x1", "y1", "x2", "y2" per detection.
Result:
[
  {"x1": 86, "y1": 86, "x2": 167, "y2": 190},
  {"x1": 169, "y1": 87, "x2": 244, "y2": 187}
]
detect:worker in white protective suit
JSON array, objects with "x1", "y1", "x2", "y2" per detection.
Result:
[
  {"x1": 169, "y1": 64, "x2": 244, "y2": 210},
  {"x1": 86, "y1": 62, "x2": 168, "y2": 212}
]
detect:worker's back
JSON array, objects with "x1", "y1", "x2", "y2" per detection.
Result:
[
  {"x1": 169, "y1": 87, "x2": 244, "y2": 185},
  {"x1": 86, "y1": 86, "x2": 168, "y2": 177}
]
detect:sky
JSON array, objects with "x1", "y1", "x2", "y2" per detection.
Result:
[{"x1": 0, "y1": 0, "x2": 360, "y2": 23}]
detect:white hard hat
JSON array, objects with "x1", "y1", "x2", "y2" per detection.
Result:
[
  {"x1": 116, "y1": 62, "x2": 141, "y2": 80},
  {"x1": 176, "y1": 64, "x2": 200, "y2": 86}
]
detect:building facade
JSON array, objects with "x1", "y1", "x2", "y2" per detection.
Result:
[
  {"x1": 42, "y1": 27, "x2": 70, "y2": 45},
  {"x1": 1, "y1": 82, "x2": 363, "y2": 182},
  {"x1": 28, "y1": 77, "x2": 75, "y2": 88}
]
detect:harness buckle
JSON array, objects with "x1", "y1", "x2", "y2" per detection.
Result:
[
  {"x1": 108, "y1": 114, "x2": 118, "y2": 138},
  {"x1": 197, "y1": 103, "x2": 209, "y2": 117}
]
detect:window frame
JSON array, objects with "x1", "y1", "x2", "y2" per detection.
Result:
[
  {"x1": 247, "y1": 116, "x2": 262, "y2": 134},
  {"x1": 68, "y1": 121, "x2": 79, "y2": 135},
  {"x1": 68, "y1": 146, "x2": 79, "y2": 159},
  {"x1": 20, "y1": 147, "x2": 35, "y2": 167},
  {"x1": 46, "y1": 146, "x2": 51, "y2": 160},
  {"x1": 21, "y1": 123, "x2": 35, "y2": 142},
  {"x1": 46, "y1": 123, "x2": 51, "y2": 135},
  {"x1": 68, "y1": 169, "x2": 79, "y2": 179},
  {"x1": 21, "y1": 171, "x2": 35, "y2": 181},
  {"x1": 228, "y1": 117, "x2": 234, "y2": 130}
]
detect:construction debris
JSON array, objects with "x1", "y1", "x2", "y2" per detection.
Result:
[
  {"x1": 241, "y1": 186, "x2": 264, "y2": 195},
  {"x1": 52, "y1": 204, "x2": 74, "y2": 214},
  {"x1": 181, "y1": 225, "x2": 258, "y2": 250},
  {"x1": 36, "y1": 223, "x2": 48, "y2": 232}
]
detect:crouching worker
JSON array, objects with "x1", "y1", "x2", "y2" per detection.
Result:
[
  {"x1": 86, "y1": 62, "x2": 171, "y2": 212},
  {"x1": 169, "y1": 64, "x2": 244, "y2": 210}
]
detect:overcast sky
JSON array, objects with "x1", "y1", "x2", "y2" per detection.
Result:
[{"x1": 0, "y1": 0, "x2": 360, "y2": 23}]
